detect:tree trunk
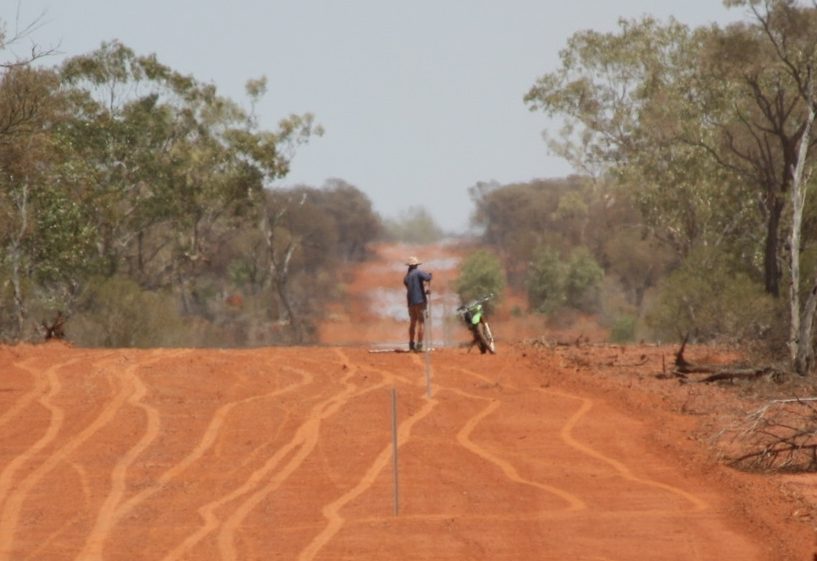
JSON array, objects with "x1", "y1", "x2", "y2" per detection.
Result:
[
  {"x1": 787, "y1": 85, "x2": 815, "y2": 375},
  {"x1": 268, "y1": 242, "x2": 302, "y2": 343},
  {"x1": 764, "y1": 195, "x2": 784, "y2": 298},
  {"x1": 10, "y1": 183, "x2": 29, "y2": 339},
  {"x1": 259, "y1": 193, "x2": 307, "y2": 344},
  {"x1": 273, "y1": 267, "x2": 302, "y2": 343},
  {"x1": 795, "y1": 272, "x2": 817, "y2": 375},
  {"x1": 10, "y1": 244, "x2": 26, "y2": 338}
]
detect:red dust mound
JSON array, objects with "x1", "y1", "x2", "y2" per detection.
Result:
[{"x1": 0, "y1": 342, "x2": 812, "y2": 560}]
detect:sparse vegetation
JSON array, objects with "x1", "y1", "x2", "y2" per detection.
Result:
[
  {"x1": 454, "y1": 249, "x2": 506, "y2": 308},
  {"x1": 383, "y1": 206, "x2": 445, "y2": 244},
  {"x1": 0, "y1": 38, "x2": 382, "y2": 346}
]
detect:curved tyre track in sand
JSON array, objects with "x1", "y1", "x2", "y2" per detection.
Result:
[
  {"x1": 0, "y1": 351, "x2": 123, "y2": 561},
  {"x1": 544, "y1": 388, "x2": 709, "y2": 513},
  {"x1": 78, "y1": 351, "x2": 194, "y2": 560},
  {"x1": 0, "y1": 357, "x2": 71, "y2": 513},
  {"x1": 455, "y1": 398, "x2": 586, "y2": 512}
]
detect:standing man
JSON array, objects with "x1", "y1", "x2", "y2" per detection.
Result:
[{"x1": 404, "y1": 256, "x2": 432, "y2": 352}]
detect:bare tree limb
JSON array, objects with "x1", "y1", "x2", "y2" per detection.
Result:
[{"x1": 1, "y1": 4, "x2": 60, "y2": 68}]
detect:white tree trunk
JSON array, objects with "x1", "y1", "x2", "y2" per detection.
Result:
[
  {"x1": 10, "y1": 183, "x2": 29, "y2": 339},
  {"x1": 788, "y1": 84, "x2": 816, "y2": 375},
  {"x1": 797, "y1": 269, "x2": 817, "y2": 374}
]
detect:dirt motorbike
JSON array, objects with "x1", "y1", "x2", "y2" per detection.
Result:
[{"x1": 456, "y1": 294, "x2": 496, "y2": 354}]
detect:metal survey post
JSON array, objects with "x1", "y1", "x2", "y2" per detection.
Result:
[
  {"x1": 423, "y1": 296, "x2": 432, "y2": 398},
  {"x1": 391, "y1": 386, "x2": 399, "y2": 516}
]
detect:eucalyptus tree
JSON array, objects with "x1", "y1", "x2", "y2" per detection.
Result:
[
  {"x1": 469, "y1": 176, "x2": 595, "y2": 288},
  {"x1": 317, "y1": 178, "x2": 382, "y2": 262},
  {"x1": 0, "y1": 65, "x2": 56, "y2": 337},
  {"x1": 721, "y1": 0, "x2": 817, "y2": 374},
  {"x1": 59, "y1": 41, "x2": 249, "y2": 285},
  {"x1": 525, "y1": 17, "x2": 757, "y2": 266},
  {"x1": 0, "y1": 15, "x2": 107, "y2": 339},
  {"x1": 0, "y1": 64, "x2": 100, "y2": 339},
  {"x1": 526, "y1": 1, "x2": 817, "y2": 373},
  {"x1": 667, "y1": 0, "x2": 817, "y2": 373},
  {"x1": 236, "y1": 77, "x2": 324, "y2": 342},
  {"x1": 256, "y1": 181, "x2": 380, "y2": 343},
  {"x1": 59, "y1": 43, "x2": 320, "y2": 311}
]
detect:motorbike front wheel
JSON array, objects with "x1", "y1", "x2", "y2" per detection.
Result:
[{"x1": 476, "y1": 322, "x2": 496, "y2": 354}]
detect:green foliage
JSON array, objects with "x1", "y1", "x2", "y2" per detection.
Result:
[
  {"x1": 522, "y1": 3, "x2": 817, "y2": 369},
  {"x1": 527, "y1": 245, "x2": 604, "y2": 314},
  {"x1": 565, "y1": 247, "x2": 604, "y2": 312},
  {"x1": 603, "y1": 226, "x2": 676, "y2": 307},
  {"x1": 526, "y1": 247, "x2": 566, "y2": 314},
  {"x1": 523, "y1": 14, "x2": 767, "y2": 274},
  {"x1": 0, "y1": 38, "x2": 381, "y2": 346},
  {"x1": 610, "y1": 315, "x2": 637, "y2": 343},
  {"x1": 383, "y1": 206, "x2": 444, "y2": 244},
  {"x1": 470, "y1": 176, "x2": 597, "y2": 288},
  {"x1": 525, "y1": 17, "x2": 697, "y2": 172},
  {"x1": 314, "y1": 179, "x2": 383, "y2": 261},
  {"x1": 28, "y1": 185, "x2": 101, "y2": 284},
  {"x1": 646, "y1": 248, "x2": 777, "y2": 343},
  {"x1": 455, "y1": 250, "x2": 506, "y2": 308}
]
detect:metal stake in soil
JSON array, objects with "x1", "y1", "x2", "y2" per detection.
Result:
[
  {"x1": 391, "y1": 386, "x2": 399, "y2": 516},
  {"x1": 423, "y1": 298, "x2": 432, "y2": 398}
]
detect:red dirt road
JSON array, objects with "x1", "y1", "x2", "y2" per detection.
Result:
[
  {"x1": 0, "y1": 343, "x2": 810, "y2": 561},
  {"x1": 0, "y1": 242, "x2": 813, "y2": 560}
]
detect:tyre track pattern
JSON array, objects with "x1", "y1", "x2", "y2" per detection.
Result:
[
  {"x1": 0, "y1": 347, "x2": 766, "y2": 561},
  {"x1": 0, "y1": 351, "x2": 122, "y2": 561},
  {"x1": 448, "y1": 365, "x2": 708, "y2": 513}
]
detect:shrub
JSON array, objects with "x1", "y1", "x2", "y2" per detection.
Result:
[
  {"x1": 527, "y1": 245, "x2": 602, "y2": 314},
  {"x1": 610, "y1": 315, "x2": 636, "y2": 343},
  {"x1": 646, "y1": 248, "x2": 776, "y2": 343},
  {"x1": 455, "y1": 249, "x2": 506, "y2": 308},
  {"x1": 526, "y1": 246, "x2": 566, "y2": 313},
  {"x1": 565, "y1": 247, "x2": 604, "y2": 312},
  {"x1": 69, "y1": 276, "x2": 188, "y2": 347}
]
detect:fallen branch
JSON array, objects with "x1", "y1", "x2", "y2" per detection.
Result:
[
  {"x1": 698, "y1": 367, "x2": 778, "y2": 384},
  {"x1": 670, "y1": 336, "x2": 784, "y2": 384},
  {"x1": 728, "y1": 442, "x2": 817, "y2": 471},
  {"x1": 717, "y1": 397, "x2": 817, "y2": 472}
]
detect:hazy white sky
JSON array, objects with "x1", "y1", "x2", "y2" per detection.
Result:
[{"x1": 1, "y1": 1, "x2": 745, "y2": 232}]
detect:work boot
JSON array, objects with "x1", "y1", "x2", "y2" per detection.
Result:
[
  {"x1": 409, "y1": 341, "x2": 415, "y2": 352},
  {"x1": 415, "y1": 342, "x2": 423, "y2": 352}
]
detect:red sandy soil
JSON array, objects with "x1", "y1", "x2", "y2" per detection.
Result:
[{"x1": 0, "y1": 242, "x2": 815, "y2": 561}]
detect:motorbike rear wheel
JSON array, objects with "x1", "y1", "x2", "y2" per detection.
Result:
[{"x1": 476, "y1": 322, "x2": 496, "y2": 354}]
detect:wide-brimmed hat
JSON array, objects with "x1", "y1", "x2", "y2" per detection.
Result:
[{"x1": 406, "y1": 256, "x2": 421, "y2": 266}]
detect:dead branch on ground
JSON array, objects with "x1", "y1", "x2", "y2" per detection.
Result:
[
  {"x1": 667, "y1": 335, "x2": 784, "y2": 384},
  {"x1": 716, "y1": 397, "x2": 817, "y2": 472}
]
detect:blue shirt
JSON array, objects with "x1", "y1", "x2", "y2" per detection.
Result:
[{"x1": 404, "y1": 267, "x2": 432, "y2": 306}]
